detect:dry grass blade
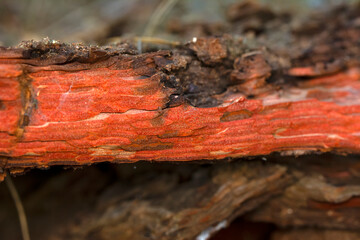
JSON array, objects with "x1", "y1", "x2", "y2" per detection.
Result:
[
  {"x1": 143, "y1": 0, "x2": 179, "y2": 37},
  {"x1": 5, "y1": 171, "x2": 31, "y2": 240}
]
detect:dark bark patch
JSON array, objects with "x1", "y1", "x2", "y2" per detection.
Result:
[
  {"x1": 121, "y1": 142, "x2": 173, "y2": 151},
  {"x1": 187, "y1": 37, "x2": 228, "y2": 65},
  {"x1": 150, "y1": 111, "x2": 167, "y2": 127},
  {"x1": 157, "y1": 36, "x2": 252, "y2": 108},
  {"x1": 220, "y1": 109, "x2": 253, "y2": 122},
  {"x1": 16, "y1": 71, "x2": 37, "y2": 139},
  {"x1": 121, "y1": 135, "x2": 173, "y2": 151},
  {"x1": 0, "y1": 100, "x2": 4, "y2": 110},
  {"x1": 19, "y1": 38, "x2": 138, "y2": 65}
]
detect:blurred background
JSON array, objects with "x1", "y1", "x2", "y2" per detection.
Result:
[{"x1": 0, "y1": 0, "x2": 358, "y2": 47}]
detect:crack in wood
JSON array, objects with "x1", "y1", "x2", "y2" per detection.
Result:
[{"x1": 15, "y1": 70, "x2": 37, "y2": 139}]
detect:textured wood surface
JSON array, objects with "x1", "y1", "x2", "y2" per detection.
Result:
[
  {"x1": 0, "y1": 46, "x2": 359, "y2": 172},
  {"x1": 0, "y1": 3, "x2": 360, "y2": 239},
  {"x1": 1, "y1": 155, "x2": 359, "y2": 240},
  {"x1": 0, "y1": 4, "x2": 359, "y2": 175}
]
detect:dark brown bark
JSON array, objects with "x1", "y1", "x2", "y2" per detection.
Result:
[{"x1": 1, "y1": 155, "x2": 359, "y2": 240}]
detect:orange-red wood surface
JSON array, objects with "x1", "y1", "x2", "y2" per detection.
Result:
[{"x1": 0, "y1": 48, "x2": 360, "y2": 170}]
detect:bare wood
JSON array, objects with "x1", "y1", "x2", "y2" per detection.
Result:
[
  {"x1": 0, "y1": 4, "x2": 359, "y2": 175},
  {"x1": 0, "y1": 44, "x2": 359, "y2": 173}
]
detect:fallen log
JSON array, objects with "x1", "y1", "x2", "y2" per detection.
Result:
[
  {"x1": 1, "y1": 155, "x2": 360, "y2": 240},
  {"x1": 0, "y1": 4, "x2": 359, "y2": 178},
  {"x1": 1, "y1": 3, "x2": 360, "y2": 240}
]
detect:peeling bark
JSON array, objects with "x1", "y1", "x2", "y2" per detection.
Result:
[
  {"x1": 1, "y1": 155, "x2": 359, "y2": 240},
  {"x1": 0, "y1": 4, "x2": 359, "y2": 176},
  {"x1": 69, "y1": 162, "x2": 289, "y2": 240},
  {"x1": 0, "y1": 4, "x2": 360, "y2": 239},
  {"x1": 246, "y1": 156, "x2": 360, "y2": 230}
]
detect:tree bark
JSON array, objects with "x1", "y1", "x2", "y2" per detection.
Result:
[
  {"x1": 0, "y1": 3, "x2": 360, "y2": 240},
  {"x1": 0, "y1": 4, "x2": 359, "y2": 178},
  {"x1": 1, "y1": 155, "x2": 359, "y2": 240}
]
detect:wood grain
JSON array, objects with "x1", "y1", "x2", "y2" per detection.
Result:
[{"x1": 0, "y1": 4, "x2": 359, "y2": 174}]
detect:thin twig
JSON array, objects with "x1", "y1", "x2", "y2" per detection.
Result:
[{"x1": 5, "y1": 171, "x2": 31, "y2": 240}]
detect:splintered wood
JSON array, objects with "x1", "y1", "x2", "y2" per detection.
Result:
[{"x1": 0, "y1": 4, "x2": 359, "y2": 174}]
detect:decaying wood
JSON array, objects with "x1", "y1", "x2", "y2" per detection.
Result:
[
  {"x1": 0, "y1": 4, "x2": 359, "y2": 178},
  {"x1": 271, "y1": 229, "x2": 360, "y2": 240},
  {"x1": 1, "y1": 155, "x2": 359, "y2": 240},
  {"x1": 0, "y1": 3, "x2": 359, "y2": 239},
  {"x1": 70, "y1": 162, "x2": 289, "y2": 240},
  {"x1": 69, "y1": 156, "x2": 360, "y2": 240},
  {"x1": 246, "y1": 156, "x2": 360, "y2": 230}
]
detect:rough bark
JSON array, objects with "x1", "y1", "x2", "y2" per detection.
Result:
[
  {"x1": 0, "y1": 3, "x2": 359, "y2": 239},
  {"x1": 270, "y1": 229, "x2": 360, "y2": 240},
  {"x1": 246, "y1": 156, "x2": 360, "y2": 230},
  {"x1": 0, "y1": 3, "x2": 359, "y2": 178},
  {"x1": 1, "y1": 155, "x2": 359, "y2": 240}
]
